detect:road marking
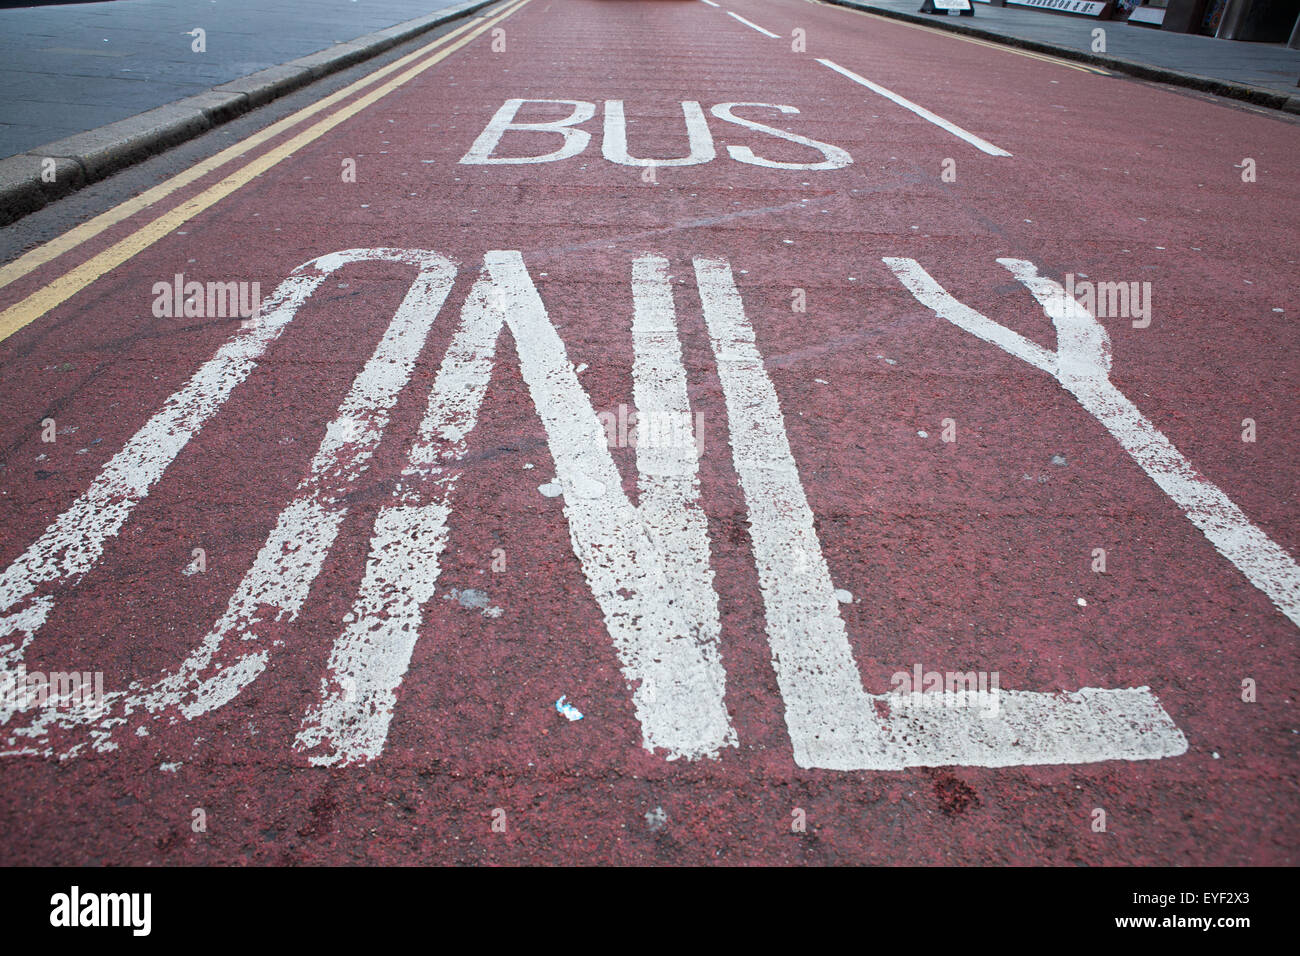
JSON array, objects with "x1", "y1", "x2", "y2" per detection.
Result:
[
  {"x1": 972, "y1": 41, "x2": 1109, "y2": 75},
  {"x1": 603, "y1": 101, "x2": 717, "y2": 167},
  {"x1": 695, "y1": 254, "x2": 875, "y2": 768},
  {"x1": 502, "y1": 252, "x2": 733, "y2": 762},
  {"x1": 295, "y1": 259, "x2": 499, "y2": 766},
  {"x1": 711, "y1": 103, "x2": 852, "y2": 169},
  {"x1": 0, "y1": 0, "x2": 532, "y2": 346},
  {"x1": 2, "y1": 248, "x2": 1191, "y2": 768},
  {"x1": 818, "y1": 57, "x2": 1011, "y2": 156},
  {"x1": 0, "y1": 2, "x2": 522, "y2": 298},
  {"x1": 0, "y1": 270, "x2": 327, "y2": 672},
  {"x1": 297, "y1": 251, "x2": 734, "y2": 765},
  {"x1": 700, "y1": 0, "x2": 721, "y2": 7},
  {"x1": 884, "y1": 255, "x2": 1300, "y2": 629},
  {"x1": 697, "y1": 255, "x2": 1186, "y2": 770},
  {"x1": 627, "y1": 255, "x2": 730, "y2": 755},
  {"x1": 1, "y1": 249, "x2": 457, "y2": 757},
  {"x1": 807, "y1": 0, "x2": 1108, "y2": 75},
  {"x1": 461, "y1": 98, "x2": 853, "y2": 169},
  {"x1": 460, "y1": 98, "x2": 597, "y2": 164},
  {"x1": 726, "y1": 10, "x2": 780, "y2": 38}
]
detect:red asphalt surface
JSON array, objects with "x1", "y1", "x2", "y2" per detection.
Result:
[{"x1": 0, "y1": 0, "x2": 1297, "y2": 864}]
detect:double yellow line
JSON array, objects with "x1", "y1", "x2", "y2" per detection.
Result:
[{"x1": 0, "y1": 0, "x2": 531, "y2": 344}]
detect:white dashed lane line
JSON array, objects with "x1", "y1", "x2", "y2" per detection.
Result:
[
  {"x1": 818, "y1": 56, "x2": 1012, "y2": 156},
  {"x1": 700, "y1": 1, "x2": 1012, "y2": 157},
  {"x1": 726, "y1": 10, "x2": 780, "y2": 38}
]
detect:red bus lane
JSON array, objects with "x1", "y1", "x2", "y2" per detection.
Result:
[{"x1": 0, "y1": 0, "x2": 1295, "y2": 863}]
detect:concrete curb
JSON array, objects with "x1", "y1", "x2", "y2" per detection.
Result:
[
  {"x1": 0, "y1": 0, "x2": 499, "y2": 227},
  {"x1": 823, "y1": 0, "x2": 1300, "y2": 116}
]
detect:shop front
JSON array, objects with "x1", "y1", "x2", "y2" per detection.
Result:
[{"x1": 970, "y1": 0, "x2": 1300, "y2": 44}]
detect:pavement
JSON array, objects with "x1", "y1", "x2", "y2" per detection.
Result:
[
  {"x1": 0, "y1": 0, "x2": 504, "y2": 226},
  {"x1": 0, "y1": 0, "x2": 474, "y2": 159},
  {"x1": 0, "y1": 0, "x2": 1297, "y2": 866},
  {"x1": 844, "y1": 0, "x2": 1300, "y2": 99}
]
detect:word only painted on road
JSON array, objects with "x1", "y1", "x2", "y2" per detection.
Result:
[
  {"x1": 459, "y1": 99, "x2": 852, "y2": 170},
  {"x1": 12, "y1": 244, "x2": 1298, "y2": 770}
]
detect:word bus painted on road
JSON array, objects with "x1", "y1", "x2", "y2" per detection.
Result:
[{"x1": 459, "y1": 99, "x2": 852, "y2": 170}]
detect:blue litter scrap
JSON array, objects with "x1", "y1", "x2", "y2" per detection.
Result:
[{"x1": 555, "y1": 695, "x2": 584, "y2": 721}]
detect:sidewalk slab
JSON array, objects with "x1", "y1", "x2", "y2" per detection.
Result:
[
  {"x1": 0, "y1": 0, "x2": 480, "y2": 160},
  {"x1": 831, "y1": 0, "x2": 1300, "y2": 108},
  {"x1": 0, "y1": 0, "x2": 496, "y2": 227}
]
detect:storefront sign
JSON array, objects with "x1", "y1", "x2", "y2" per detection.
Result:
[{"x1": 1006, "y1": 0, "x2": 1110, "y2": 15}]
